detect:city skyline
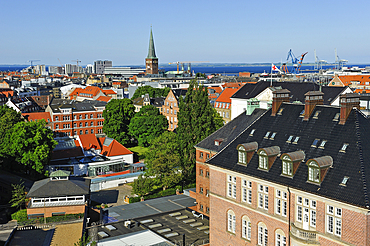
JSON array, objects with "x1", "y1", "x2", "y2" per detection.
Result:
[{"x1": 1, "y1": 0, "x2": 369, "y2": 66}]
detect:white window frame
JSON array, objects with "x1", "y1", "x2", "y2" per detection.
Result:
[
  {"x1": 242, "y1": 217, "x2": 251, "y2": 240},
  {"x1": 227, "y1": 175, "x2": 236, "y2": 199},
  {"x1": 227, "y1": 210, "x2": 236, "y2": 233},
  {"x1": 326, "y1": 205, "x2": 341, "y2": 237},
  {"x1": 275, "y1": 233, "x2": 286, "y2": 246}
]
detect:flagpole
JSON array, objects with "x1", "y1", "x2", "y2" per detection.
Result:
[{"x1": 270, "y1": 63, "x2": 273, "y2": 87}]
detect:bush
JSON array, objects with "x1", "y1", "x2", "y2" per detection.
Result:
[{"x1": 11, "y1": 209, "x2": 27, "y2": 222}]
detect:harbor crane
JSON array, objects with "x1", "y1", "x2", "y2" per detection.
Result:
[
  {"x1": 335, "y1": 49, "x2": 347, "y2": 70},
  {"x1": 314, "y1": 50, "x2": 327, "y2": 70},
  {"x1": 168, "y1": 61, "x2": 209, "y2": 74},
  {"x1": 281, "y1": 49, "x2": 308, "y2": 74},
  {"x1": 72, "y1": 59, "x2": 81, "y2": 67}
]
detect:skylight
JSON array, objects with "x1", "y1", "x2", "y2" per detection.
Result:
[
  {"x1": 340, "y1": 143, "x2": 349, "y2": 152},
  {"x1": 313, "y1": 111, "x2": 321, "y2": 119},
  {"x1": 311, "y1": 139, "x2": 320, "y2": 147},
  {"x1": 264, "y1": 132, "x2": 270, "y2": 138},
  {"x1": 293, "y1": 136, "x2": 300, "y2": 144},
  {"x1": 287, "y1": 135, "x2": 293, "y2": 142},
  {"x1": 319, "y1": 140, "x2": 327, "y2": 148},
  {"x1": 340, "y1": 176, "x2": 349, "y2": 186},
  {"x1": 250, "y1": 129, "x2": 255, "y2": 136},
  {"x1": 270, "y1": 132, "x2": 277, "y2": 139},
  {"x1": 333, "y1": 113, "x2": 340, "y2": 121},
  {"x1": 277, "y1": 108, "x2": 284, "y2": 115},
  {"x1": 299, "y1": 110, "x2": 305, "y2": 117}
]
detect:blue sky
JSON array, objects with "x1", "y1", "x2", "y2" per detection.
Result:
[{"x1": 1, "y1": 0, "x2": 369, "y2": 66}]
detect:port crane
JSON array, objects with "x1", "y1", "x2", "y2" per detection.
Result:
[
  {"x1": 281, "y1": 49, "x2": 308, "y2": 74},
  {"x1": 314, "y1": 50, "x2": 327, "y2": 70},
  {"x1": 168, "y1": 61, "x2": 209, "y2": 74},
  {"x1": 335, "y1": 49, "x2": 347, "y2": 70}
]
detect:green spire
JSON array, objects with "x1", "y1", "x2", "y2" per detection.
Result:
[{"x1": 147, "y1": 27, "x2": 157, "y2": 59}]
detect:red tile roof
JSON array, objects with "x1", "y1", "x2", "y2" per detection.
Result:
[
  {"x1": 78, "y1": 134, "x2": 102, "y2": 150},
  {"x1": 215, "y1": 88, "x2": 239, "y2": 103},
  {"x1": 21, "y1": 112, "x2": 51, "y2": 123},
  {"x1": 96, "y1": 96, "x2": 112, "y2": 102},
  {"x1": 337, "y1": 75, "x2": 370, "y2": 86},
  {"x1": 102, "y1": 89, "x2": 116, "y2": 95},
  {"x1": 99, "y1": 137, "x2": 133, "y2": 157}
]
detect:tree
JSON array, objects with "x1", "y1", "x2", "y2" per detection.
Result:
[
  {"x1": 177, "y1": 79, "x2": 223, "y2": 182},
  {"x1": 9, "y1": 182, "x2": 28, "y2": 210},
  {"x1": 74, "y1": 233, "x2": 97, "y2": 246},
  {"x1": 102, "y1": 99, "x2": 135, "y2": 145},
  {"x1": 132, "y1": 85, "x2": 170, "y2": 99},
  {"x1": 0, "y1": 105, "x2": 23, "y2": 157},
  {"x1": 4, "y1": 120, "x2": 57, "y2": 174},
  {"x1": 144, "y1": 131, "x2": 182, "y2": 190},
  {"x1": 128, "y1": 105, "x2": 168, "y2": 147},
  {"x1": 132, "y1": 174, "x2": 157, "y2": 196}
]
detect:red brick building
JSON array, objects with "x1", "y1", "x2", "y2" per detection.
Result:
[
  {"x1": 196, "y1": 89, "x2": 370, "y2": 245},
  {"x1": 45, "y1": 98, "x2": 106, "y2": 137},
  {"x1": 162, "y1": 89, "x2": 187, "y2": 131}
]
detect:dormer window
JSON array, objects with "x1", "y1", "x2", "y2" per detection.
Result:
[
  {"x1": 237, "y1": 142, "x2": 258, "y2": 165},
  {"x1": 214, "y1": 138, "x2": 224, "y2": 146},
  {"x1": 280, "y1": 151, "x2": 305, "y2": 177},
  {"x1": 259, "y1": 151, "x2": 268, "y2": 170},
  {"x1": 306, "y1": 156, "x2": 333, "y2": 185},
  {"x1": 257, "y1": 146, "x2": 280, "y2": 171}
]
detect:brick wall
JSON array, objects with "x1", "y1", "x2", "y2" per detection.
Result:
[{"x1": 27, "y1": 205, "x2": 85, "y2": 218}]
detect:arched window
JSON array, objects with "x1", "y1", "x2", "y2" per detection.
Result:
[
  {"x1": 259, "y1": 150, "x2": 268, "y2": 170},
  {"x1": 275, "y1": 229, "x2": 286, "y2": 246},
  {"x1": 241, "y1": 215, "x2": 251, "y2": 240},
  {"x1": 258, "y1": 222, "x2": 268, "y2": 246},
  {"x1": 238, "y1": 146, "x2": 246, "y2": 164},
  {"x1": 227, "y1": 210, "x2": 236, "y2": 233}
]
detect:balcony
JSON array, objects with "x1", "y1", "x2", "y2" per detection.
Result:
[{"x1": 290, "y1": 223, "x2": 319, "y2": 244}]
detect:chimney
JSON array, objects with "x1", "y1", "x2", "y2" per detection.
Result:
[
  {"x1": 303, "y1": 91, "x2": 324, "y2": 121},
  {"x1": 339, "y1": 93, "x2": 360, "y2": 125},
  {"x1": 271, "y1": 89, "x2": 290, "y2": 116}
]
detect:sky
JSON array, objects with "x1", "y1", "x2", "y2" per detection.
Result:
[{"x1": 1, "y1": 0, "x2": 370, "y2": 66}]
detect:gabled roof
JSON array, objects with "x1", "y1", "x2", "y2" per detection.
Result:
[
  {"x1": 337, "y1": 75, "x2": 370, "y2": 86},
  {"x1": 79, "y1": 134, "x2": 102, "y2": 150},
  {"x1": 231, "y1": 81, "x2": 348, "y2": 105},
  {"x1": 215, "y1": 88, "x2": 239, "y2": 103},
  {"x1": 27, "y1": 177, "x2": 90, "y2": 198},
  {"x1": 207, "y1": 103, "x2": 370, "y2": 208},
  {"x1": 96, "y1": 96, "x2": 112, "y2": 102},
  {"x1": 102, "y1": 89, "x2": 116, "y2": 95},
  {"x1": 99, "y1": 137, "x2": 133, "y2": 157}
]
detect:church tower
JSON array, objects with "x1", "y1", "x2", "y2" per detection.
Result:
[{"x1": 145, "y1": 27, "x2": 158, "y2": 74}]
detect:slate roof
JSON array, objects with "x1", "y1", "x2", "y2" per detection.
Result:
[
  {"x1": 49, "y1": 99, "x2": 106, "y2": 113},
  {"x1": 27, "y1": 177, "x2": 90, "y2": 198},
  {"x1": 231, "y1": 81, "x2": 348, "y2": 105},
  {"x1": 195, "y1": 108, "x2": 267, "y2": 152},
  {"x1": 207, "y1": 102, "x2": 370, "y2": 208}
]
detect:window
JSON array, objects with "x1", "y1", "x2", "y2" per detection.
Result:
[
  {"x1": 200, "y1": 187, "x2": 203, "y2": 194},
  {"x1": 227, "y1": 175, "x2": 237, "y2": 199},
  {"x1": 277, "y1": 108, "x2": 284, "y2": 115},
  {"x1": 79, "y1": 115, "x2": 82, "y2": 120},
  {"x1": 200, "y1": 169, "x2": 203, "y2": 176},
  {"x1": 308, "y1": 161, "x2": 320, "y2": 183},
  {"x1": 250, "y1": 129, "x2": 255, "y2": 136},
  {"x1": 90, "y1": 114, "x2": 93, "y2": 118},
  {"x1": 281, "y1": 156, "x2": 292, "y2": 176},
  {"x1": 200, "y1": 204, "x2": 203, "y2": 211},
  {"x1": 242, "y1": 216, "x2": 251, "y2": 240},
  {"x1": 206, "y1": 207, "x2": 209, "y2": 214},
  {"x1": 275, "y1": 232, "x2": 286, "y2": 246},
  {"x1": 85, "y1": 130, "x2": 88, "y2": 134},
  {"x1": 340, "y1": 176, "x2": 349, "y2": 186},
  {"x1": 258, "y1": 223, "x2": 268, "y2": 246},
  {"x1": 79, "y1": 123, "x2": 82, "y2": 127},
  {"x1": 91, "y1": 129, "x2": 94, "y2": 134},
  {"x1": 55, "y1": 116, "x2": 59, "y2": 121},
  {"x1": 296, "y1": 196, "x2": 316, "y2": 228},
  {"x1": 299, "y1": 110, "x2": 305, "y2": 117},
  {"x1": 55, "y1": 124, "x2": 59, "y2": 129},
  {"x1": 264, "y1": 131, "x2": 270, "y2": 138},
  {"x1": 199, "y1": 152, "x2": 203, "y2": 159},
  {"x1": 313, "y1": 110, "x2": 321, "y2": 119},
  {"x1": 85, "y1": 114, "x2": 88, "y2": 119},
  {"x1": 326, "y1": 206, "x2": 342, "y2": 236},
  {"x1": 333, "y1": 112, "x2": 340, "y2": 121},
  {"x1": 275, "y1": 190, "x2": 287, "y2": 217},
  {"x1": 238, "y1": 146, "x2": 246, "y2": 164},
  {"x1": 258, "y1": 151, "x2": 268, "y2": 170},
  {"x1": 74, "y1": 123, "x2": 77, "y2": 128},
  {"x1": 293, "y1": 136, "x2": 300, "y2": 144},
  {"x1": 206, "y1": 189, "x2": 209, "y2": 197},
  {"x1": 206, "y1": 153, "x2": 210, "y2": 160},
  {"x1": 80, "y1": 130, "x2": 83, "y2": 135},
  {"x1": 340, "y1": 143, "x2": 349, "y2": 152},
  {"x1": 90, "y1": 122, "x2": 93, "y2": 126},
  {"x1": 227, "y1": 210, "x2": 236, "y2": 233},
  {"x1": 311, "y1": 139, "x2": 320, "y2": 147},
  {"x1": 319, "y1": 140, "x2": 327, "y2": 148},
  {"x1": 206, "y1": 171, "x2": 209, "y2": 178},
  {"x1": 258, "y1": 184, "x2": 268, "y2": 210},
  {"x1": 287, "y1": 135, "x2": 293, "y2": 142},
  {"x1": 270, "y1": 132, "x2": 277, "y2": 139},
  {"x1": 85, "y1": 122, "x2": 88, "y2": 127}
]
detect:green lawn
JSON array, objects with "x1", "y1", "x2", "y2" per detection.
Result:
[{"x1": 128, "y1": 146, "x2": 149, "y2": 161}]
